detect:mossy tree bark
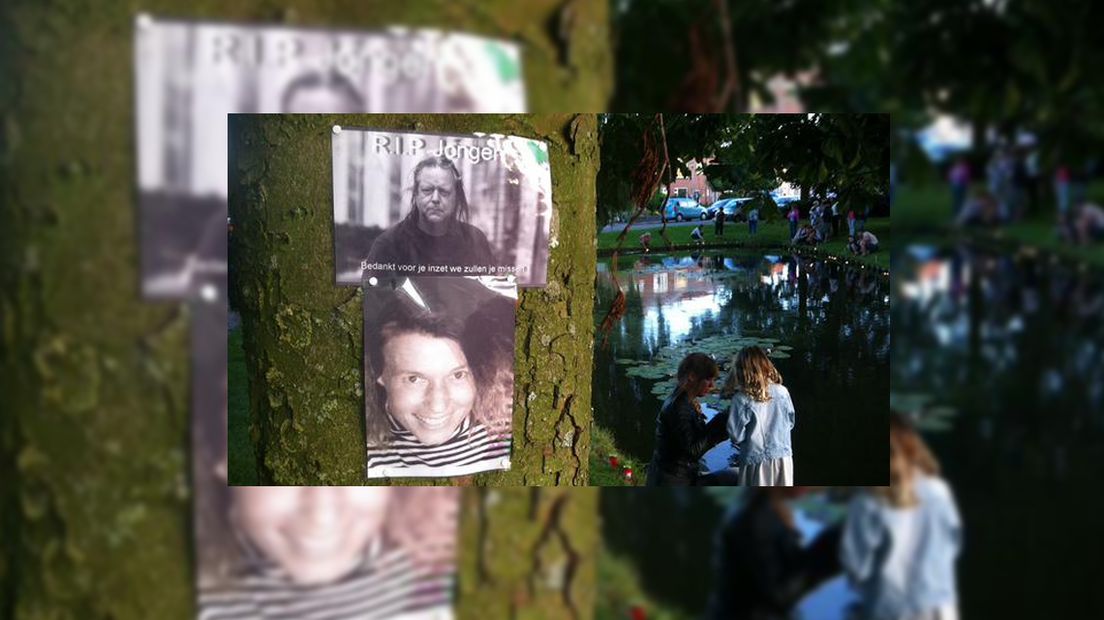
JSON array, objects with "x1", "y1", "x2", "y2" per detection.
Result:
[
  {"x1": 230, "y1": 113, "x2": 599, "y2": 487},
  {"x1": 1, "y1": 1, "x2": 609, "y2": 618},
  {"x1": 458, "y1": 488, "x2": 598, "y2": 619}
]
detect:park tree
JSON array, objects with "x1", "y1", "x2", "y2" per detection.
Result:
[
  {"x1": 804, "y1": 0, "x2": 1104, "y2": 167},
  {"x1": 0, "y1": 2, "x2": 610, "y2": 618},
  {"x1": 229, "y1": 113, "x2": 600, "y2": 490},
  {"x1": 613, "y1": 0, "x2": 872, "y2": 113},
  {"x1": 598, "y1": 113, "x2": 889, "y2": 231}
]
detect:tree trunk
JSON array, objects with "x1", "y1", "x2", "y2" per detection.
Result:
[
  {"x1": 230, "y1": 113, "x2": 599, "y2": 487},
  {"x1": 458, "y1": 488, "x2": 597, "y2": 620},
  {"x1": 1, "y1": 2, "x2": 609, "y2": 618}
]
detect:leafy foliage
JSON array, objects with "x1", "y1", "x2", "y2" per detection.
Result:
[{"x1": 599, "y1": 113, "x2": 890, "y2": 226}]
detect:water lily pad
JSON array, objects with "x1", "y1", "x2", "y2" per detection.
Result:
[
  {"x1": 699, "y1": 396, "x2": 729, "y2": 410},
  {"x1": 627, "y1": 366, "x2": 674, "y2": 380}
]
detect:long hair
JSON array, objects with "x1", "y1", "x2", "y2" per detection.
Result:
[
  {"x1": 721, "y1": 346, "x2": 782, "y2": 402},
  {"x1": 461, "y1": 293, "x2": 516, "y2": 439},
  {"x1": 875, "y1": 412, "x2": 942, "y2": 508},
  {"x1": 279, "y1": 69, "x2": 366, "y2": 112},
  {"x1": 676, "y1": 353, "x2": 718, "y2": 411},
  {"x1": 364, "y1": 296, "x2": 470, "y2": 447},
  {"x1": 404, "y1": 155, "x2": 471, "y2": 230}
]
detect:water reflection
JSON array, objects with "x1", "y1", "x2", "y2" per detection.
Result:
[
  {"x1": 595, "y1": 251, "x2": 891, "y2": 485},
  {"x1": 892, "y1": 243, "x2": 1104, "y2": 618},
  {"x1": 894, "y1": 244, "x2": 1104, "y2": 431},
  {"x1": 600, "y1": 489, "x2": 856, "y2": 618}
]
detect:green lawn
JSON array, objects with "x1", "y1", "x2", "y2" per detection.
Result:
[
  {"x1": 598, "y1": 218, "x2": 891, "y2": 271},
  {"x1": 228, "y1": 328, "x2": 258, "y2": 485},
  {"x1": 893, "y1": 182, "x2": 1104, "y2": 269},
  {"x1": 590, "y1": 425, "x2": 643, "y2": 487},
  {"x1": 596, "y1": 546, "x2": 697, "y2": 620}
]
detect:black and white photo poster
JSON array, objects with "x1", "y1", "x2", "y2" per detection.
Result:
[
  {"x1": 134, "y1": 15, "x2": 525, "y2": 299},
  {"x1": 191, "y1": 306, "x2": 460, "y2": 620},
  {"x1": 332, "y1": 128, "x2": 552, "y2": 287},
  {"x1": 363, "y1": 275, "x2": 516, "y2": 478}
]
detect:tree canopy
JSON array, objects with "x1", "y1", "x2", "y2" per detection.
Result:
[
  {"x1": 614, "y1": 0, "x2": 1104, "y2": 165},
  {"x1": 598, "y1": 113, "x2": 890, "y2": 226}
]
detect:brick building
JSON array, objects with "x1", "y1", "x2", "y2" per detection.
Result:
[{"x1": 668, "y1": 159, "x2": 718, "y2": 205}]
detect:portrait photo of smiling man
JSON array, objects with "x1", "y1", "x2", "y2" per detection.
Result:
[
  {"x1": 332, "y1": 127, "x2": 552, "y2": 287},
  {"x1": 363, "y1": 275, "x2": 516, "y2": 479}
]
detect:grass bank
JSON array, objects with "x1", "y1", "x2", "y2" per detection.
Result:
[
  {"x1": 590, "y1": 425, "x2": 644, "y2": 487},
  {"x1": 228, "y1": 327, "x2": 258, "y2": 485},
  {"x1": 596, "y1": 545, "x2": 697, "y2": 620},
  {"x1": 892, "y1": 183, "x2": 1104, "y2": 269},
  {"x1": 598, "y1": 218, "x2": 891, "y2": 271}
]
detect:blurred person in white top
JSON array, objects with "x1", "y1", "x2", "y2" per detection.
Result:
[{"x1": 841, "y1": 412, "x2": 962, "y2": 620}]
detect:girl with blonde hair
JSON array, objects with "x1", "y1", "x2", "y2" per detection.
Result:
[
  {"x1": 722, "y1": 346, "x2": 796, "y2": 486},
  {"x1": 840, "y1": 412, "x2": 962, "y2": 620}
]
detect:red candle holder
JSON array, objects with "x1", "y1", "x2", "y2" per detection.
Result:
[
  {"x1": 622, "y1": 466, "x2": 633, "y2": 482},
  {"x1": 609, "y1": 455, "x2": 620, "y2": 469},
  {"x1": 629, "y1": 604, "x2": 647, "y2": 620}
]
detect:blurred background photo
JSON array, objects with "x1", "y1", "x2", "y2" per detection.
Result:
[
  {"x1": 4, "y1": 0, "x2": 1104, "y2": 618},
  {"x1": 135, "y1": 15, "x2": 525, "y2": 299}
]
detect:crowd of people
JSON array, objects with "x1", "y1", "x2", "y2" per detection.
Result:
[
  {"x1": 788, "y1": 198, "x2": 878, "y2": 257},
  {"x1": 947, "y1": 148, "x2": 1103, "y2": 247}
]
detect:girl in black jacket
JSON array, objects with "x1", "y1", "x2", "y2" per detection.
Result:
[{"x1": 646, "y1": 353, "x2": 730, "y2": 486}]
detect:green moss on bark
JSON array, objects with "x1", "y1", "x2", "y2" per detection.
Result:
[
  {"x1": 457, "y1": 488, "x2": 598, "y2": 620},
  {"x1": 230, "y1": 114, "x2": 599, "y2": 486},
  {"x1": 1, "y1": 1, "x2": 608, "y2": 617}
]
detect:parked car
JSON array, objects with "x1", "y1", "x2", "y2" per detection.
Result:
[
  {"x1": 708, "y1": 198, "x2": 734, "y2": 219},
  {"x1": 772, "y1": 194, "x2": 800, "y2": 208},
  {"x1": 663, "y1": 197, "x2": 707, "y2": 221},
  {"x1": 716, "y1": 197, "x2": 755, "y2": 221}
]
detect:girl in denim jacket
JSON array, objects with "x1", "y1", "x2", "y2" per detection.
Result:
[
  {"x1": 722, "y1": 347, "x2": 796, "y2": 486},
  {"x1": 840, "y1": 413, "x2": 962, "y2": 620}
]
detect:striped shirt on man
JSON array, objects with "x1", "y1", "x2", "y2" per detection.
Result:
[
  {"x1": 198, "y1": 540, "x2": 454, "y2": 620},
  {"x1": 366, "y1": 415, "x2": 511, "y2": 478}
]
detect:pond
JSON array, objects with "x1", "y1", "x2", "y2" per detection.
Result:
[
  {"x1": 593, "y1": 250, "x2": 891, "y2": 485},
  {"x1": 891, "y1": 242, "x2": 1104, "y2": 618},
  {"x1": 600, "y1": 488, "x2": 856, "y2": 619},
  {"x1": 598, "y1": 244, "x2": 1104, "y2": 618}
]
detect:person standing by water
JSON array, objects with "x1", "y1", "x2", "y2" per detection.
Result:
[
  {"x1": 645, "y1": 353, "x2": 730, "y2": 486},
  {"x1": 714, "y1": 206, "x2": 725, "y2": 236},
  {"x1": 788, "y1": 204, "x2": 801, "y2": 240},
  {"x1": 840, "y1": 412, "x2": 962, "y2": 620},
  {"x1": 1055, "y1": 164, "x2": 1072, "y2": 220},
  {"x1": 857, "y1": 203, "x2": 869, "y2": 233},
  {"x1": 748, "y1": 204, "x2": 760, "y2": 236},
  {"x1": 948, "y1": 156, "x2": 971, "y2": 218},
  {"x1": 722, "y1": 347, "x2": 796, "y2": 486},
  {"x1": 705, "y1": 487, "x2": 842, "y2": 620}
]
